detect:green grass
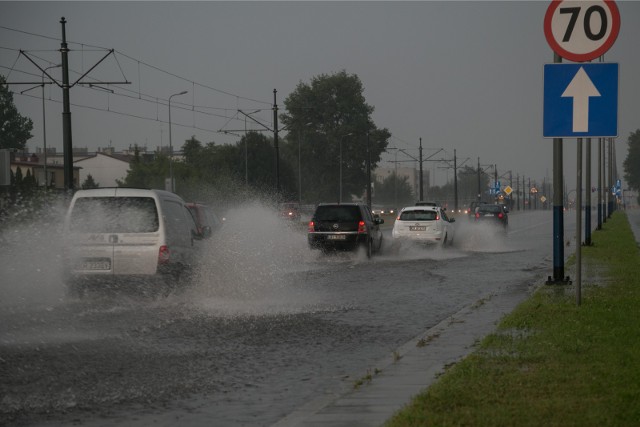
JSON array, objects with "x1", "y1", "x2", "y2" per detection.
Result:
[{"x1": 386, "y1": 212, "x2": 640, "y2": 426}]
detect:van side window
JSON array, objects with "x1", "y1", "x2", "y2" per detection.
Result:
[{"x1": 163, "y1": 200, "x2": 191, "y2": 242}]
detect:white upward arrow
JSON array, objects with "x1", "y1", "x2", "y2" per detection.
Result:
[{"x1": 561, "y1": 67, "x2": 601, "y2": 133}]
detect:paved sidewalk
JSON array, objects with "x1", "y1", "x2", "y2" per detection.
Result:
[{"x1": 273, "y1": 283, "x2": 534, "y2": 427}]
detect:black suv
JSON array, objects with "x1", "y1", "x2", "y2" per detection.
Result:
[
  {"x1": 307, "y1": 203, "x2": 384, "y2": 258},
  {"x1": 473, "y1": 204, "x2": 508, "y2": 229}
]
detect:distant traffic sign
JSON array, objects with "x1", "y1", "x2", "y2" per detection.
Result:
[
  {"x1": 543, "y1": 63, "x2": 618, "y2": 138},
  {"x1": 544, "y1": 0, "x2": 620, "y2": 62},
  {"x1": 504, "y1": 186, "x2": 513, "y2": 196}
]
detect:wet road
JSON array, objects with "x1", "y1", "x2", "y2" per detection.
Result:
[{"x1": 1, "y1": 207, "x2": 577, "y2": 426}]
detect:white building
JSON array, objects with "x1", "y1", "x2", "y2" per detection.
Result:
[{"x1": 74, "y1": 152, "x2": 133, "y2": 187}]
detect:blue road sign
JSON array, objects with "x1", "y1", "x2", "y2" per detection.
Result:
[{"x1": 544, "y1": 63, "x2": 618, "y2": 138}]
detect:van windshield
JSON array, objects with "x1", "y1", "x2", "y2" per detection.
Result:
[{"x1": 70, "y1": 197, "x2": 159, "y2": 233}]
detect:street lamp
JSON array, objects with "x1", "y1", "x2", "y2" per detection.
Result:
[
  {"x1": 339, "y1": 132, "x2": 353, "y2": 203},
  {"x1": 42, "y1": 64, "x2": 61, "y2": 188},
  {"x1": 168, "y1": 90, "x2": 188, "y2": 192}
]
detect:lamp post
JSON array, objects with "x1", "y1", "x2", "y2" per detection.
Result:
[
  {"x1": 168, "y1": 90, "x2": 188, "y2": 192},
  {"x1": 339, "y1": 132, "x2": 353, "y2": 203},
  {"x1": 42, "y1": 64, "x2": 61, "y2": 188}
]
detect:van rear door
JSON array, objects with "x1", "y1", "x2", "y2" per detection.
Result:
[{"x1": 68, "y1": 195, "x2": 161, "y2": 275}]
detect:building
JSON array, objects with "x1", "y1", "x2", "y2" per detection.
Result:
[
  {"x1": 73, "y1": 152, "x2": 133, "y2": 188},
  {"x1": 9, "y1": 151, "x2": 80, "y2": 189}
]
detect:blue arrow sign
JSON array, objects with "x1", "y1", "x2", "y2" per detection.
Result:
[{"x1": 543, "y1": 63, "x2": 618, "y2": 138}]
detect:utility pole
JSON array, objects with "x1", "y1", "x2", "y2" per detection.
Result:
[
  {"x1": 273, "y1": 89, "x2": 280, "y2": 194},
  {"x1": 453, "y1": 149, "x2": 458, "y2": 211},
  {"x1": 516, "y1": 174, "x2": 520, "y2": 211},
  {"x1": 366, "y1": 132, "x2": 372, "y2": 209},
  {"x1": 419, "y1": 138, "x2": 424, "y2": 201},
  {"x1": 477, "y1": 157, "x2": 481, "y2": 202},
  {"x1": 60, "y1": 17, "x2": 73, "y2": 191}
]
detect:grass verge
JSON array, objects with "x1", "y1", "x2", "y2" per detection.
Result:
[{"x1": 386, "y1": 211, "x2": 640, "y2": 426}]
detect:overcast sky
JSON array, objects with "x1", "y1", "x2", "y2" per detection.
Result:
[{"x1": 1, "y1": 1, "x2": 639, "y2": 190}]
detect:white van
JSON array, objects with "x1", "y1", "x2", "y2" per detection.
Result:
[{"x1": 63, "y1": 188, "x2": 203, "y2": 295}]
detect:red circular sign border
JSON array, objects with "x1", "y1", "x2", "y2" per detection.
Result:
[{"x1": 544, "y1": 0, "x2": 621, "y2": 62}]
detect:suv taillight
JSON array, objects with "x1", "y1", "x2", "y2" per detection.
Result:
[
  {"x1": 158, "y1": 245, "x2": 170, "y2": 264},
  {"x1": 308, "y1": 221, "x2": 315, "y2": 232},
  {"x1": 357, "y1": 220, "x2": 366, "y2": 233},
  {"x1": 498, "y1": 212, "x2": 504, "y2": 219}
]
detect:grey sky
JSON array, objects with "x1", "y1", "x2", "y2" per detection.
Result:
[{"x1": 1, "y1": 1, "x2": 638, "y2": 190}]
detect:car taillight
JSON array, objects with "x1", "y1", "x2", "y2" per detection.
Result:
[
  {"x1": 436, "y1": 215, "x2": 440, "y2": 220},
  {"x1": 475, "y1": 213, "x2": 480, "y2": 219},
  {"x1": 357, "y1": 220, "x2": 366, "y2": 233},
  {"x1": 498, "y1": 212, "x2": 504, "y2": 219},
  {"x1": 158, "y1": 245, "x2": 170, "y2": 264},
  {"x1": 308, "y1": 221, "x2": 315, "y2": 232}
]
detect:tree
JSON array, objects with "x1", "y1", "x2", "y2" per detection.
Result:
[
  {"x1": 373, "y1": 172, "x2": 414, "y2": 208},
  {"x1": 280, "y1": 70, "x2": 391, "y2": 203},
  {"x1": 82, "y1": 174, "x2": 100, "y2": 189},
  {"x1": 0, "y1": 75, "x2": 34, "y2": 150},
  {"x1": 623, "y1": 129, "x2": 640, "y2": 196}
]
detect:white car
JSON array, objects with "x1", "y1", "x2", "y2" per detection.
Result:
[{"x1": 391, "y1": 205, "x2": 455, "y2": 246}]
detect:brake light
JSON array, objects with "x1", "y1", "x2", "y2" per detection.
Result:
[
  {"x1": 475, "y1": 213, "x2": 480, "y2": 219},
  {"x1": 357, "y1": 220, "x2": 366, "y2": 233},
  {"x1": 498, "y1": 212, "x2": 504, "y2": 219},
  {"x1": 158, "y1": 245, "x2": 170, "y2": 264},
  {"x1": 436, "y1": 215, "x2": 440, "y2": 220},
  {"x1": 308, "y1": 221, "x2": 315, "y2": 232}
]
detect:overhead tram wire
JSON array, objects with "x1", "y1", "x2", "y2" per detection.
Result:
[{"x1": 0, "y1": 24, "x2": 271, "y2": 106}]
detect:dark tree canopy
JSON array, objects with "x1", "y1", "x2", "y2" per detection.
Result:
[
  {"x1": 373, "y1": 172, "x2": 414, "y2": 208},
  {"x1": 280, "y1": 70, "x2": 390, "y2": 203},
  {"x1": 0, "y1": 75, "x2": 34, "y2": 151}
]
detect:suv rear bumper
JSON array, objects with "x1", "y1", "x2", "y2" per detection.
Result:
[{"x1": 308, "y1": 232, "x2": 368, "y2": 251}]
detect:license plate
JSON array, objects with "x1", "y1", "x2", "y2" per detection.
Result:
[
  {"x1": 409, "y1": 226, "x2": 427, "y2": 231},
  {"x1": 327, "y1": 234, "x2": 347, "y2": 240},
  {"x1": 484, "y1": 214, "x2": 495, "y2": 217},
  {"x1": 80, "y1": 259, "x2": 111, "y2": 270}
]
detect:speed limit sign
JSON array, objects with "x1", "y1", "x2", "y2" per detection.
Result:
[{"x1": 544, "y1": 0, "x2": 620, "y2": 62}]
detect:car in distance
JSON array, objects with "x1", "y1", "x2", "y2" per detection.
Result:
[
  {"x1": 467, "y1": 201, "x2": 487, "y2": 218},
  {"x1": 63, "y1": 188, "x2": 205, "y2": 296},
  {"x1": 279, "y1": 202, "x2": 301, "y2": 221},
  {"x1": 307, "y1": 203, "x2": 384, "y2": 258},
  {"x1": 391, "y1": 205, "x2": 455, "y2": 247},
  {"x1": 473, "y1": 204, "x2": 509, "y2": 229}
]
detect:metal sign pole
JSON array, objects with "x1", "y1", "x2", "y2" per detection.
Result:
[{"x1": 576, "y1": 138, "x2": 582, "y2": 306}]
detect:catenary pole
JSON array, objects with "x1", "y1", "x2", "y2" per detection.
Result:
[{"x1": 60, "y1": 17, "x2": 74, "y2": 191}]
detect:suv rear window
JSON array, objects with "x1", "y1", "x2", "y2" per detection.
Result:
[
  {"x1": 399, "y1": 210, "x2": 437, "y2": 221},
  {"x1": 478, "y1": 205, "x2": 502, "y2": 214},
  {"x1": 70, "y1": 197, "x2": 159, "y2": 233},
  {"x1": 314, "y1": 205, "x2": 361, "y2": 222}
]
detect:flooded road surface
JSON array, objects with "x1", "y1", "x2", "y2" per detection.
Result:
[{"x1": 1, "y1": 208, "x2": 576, "y2": 426}]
